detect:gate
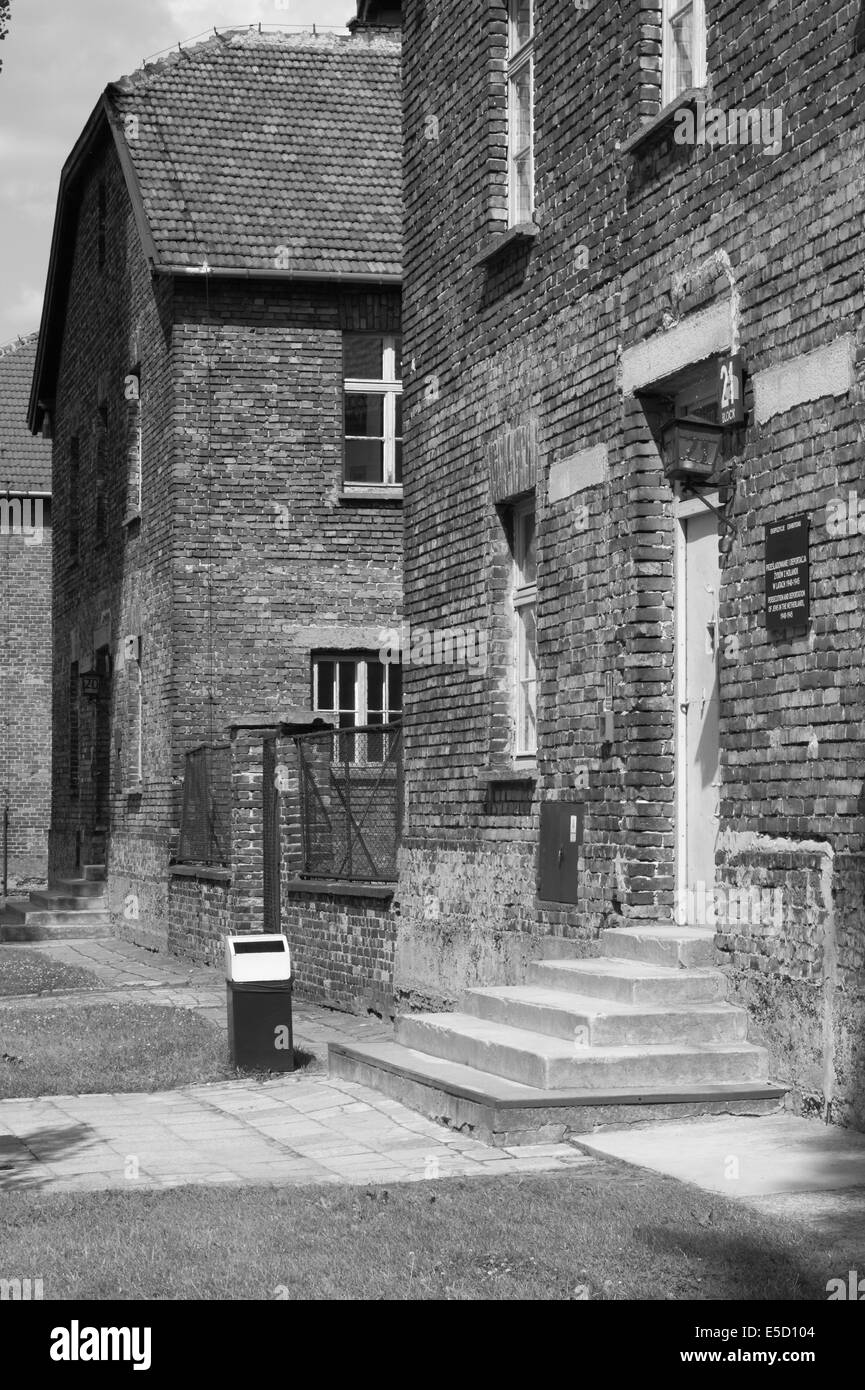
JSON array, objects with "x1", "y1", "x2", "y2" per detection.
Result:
[
  {"x1": 295, "y1": 723, "x2": 402, "y2": 881},
  {"x1": 262, "y1": 734, "x2": 281, "y2": 933}
]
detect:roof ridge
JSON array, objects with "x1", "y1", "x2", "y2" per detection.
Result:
[
  {"x1": 112, "y1": 24, "x2": 398, "y2": 92},
  {"x1": 0, "y1": 332, "x2": 39, "y2": 359}
]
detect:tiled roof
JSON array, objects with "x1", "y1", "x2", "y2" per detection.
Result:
[
  {"x1": 0, "y1": 336, "x2": 51, "y2": 492},
  {"x1": 107, "y1": 28, "x2": 402, "y2": 278}
]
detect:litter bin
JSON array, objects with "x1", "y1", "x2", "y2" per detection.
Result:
[{"x1": 225, "y1": 934, "x2": 294, "y2": 1072}]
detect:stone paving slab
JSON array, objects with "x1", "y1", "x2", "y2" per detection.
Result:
[
  {"x1": 576, "y1": 1112, "x2": 865, "y2": 1197},
  {"x1": 0, "y1": 1070, "x2": 592, "y2": 1194}
]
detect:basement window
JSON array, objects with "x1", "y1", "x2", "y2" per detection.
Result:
[{"x1": 343, "y1": 334, "x2": 403, "y2": 491}]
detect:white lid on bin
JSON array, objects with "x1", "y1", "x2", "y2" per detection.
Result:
[{"x1": 225, "y1": 934, "x2": 291, "y2": 983}]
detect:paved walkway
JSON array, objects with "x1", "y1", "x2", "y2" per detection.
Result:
[
  {"x1": 0, "y1": 1077, "x2": 593, "y2": 1193},
  {"x1": 578, "y1": 1113, "x2": 865, "y2": 1252},
  {"x1": 0, "y1": 937, "x2": 593, "y2": 1193},
  {"x1": 4, "y1": 938, "x2": 865, "y2": 1235}
]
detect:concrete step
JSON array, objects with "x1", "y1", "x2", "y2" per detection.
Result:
[
  {"x1": 394, "y1": 1012, "x2": 768, "y2": 1091},
  {"x1": 528, "y1": 956, "x2": 727, "y2": 1004},
  {"x1": 329, "y1": 1039, "x2": 786, "y2": 1146},
  {"x1": 464, "y1": 985, "x2": 748, "y2": 1046},
  {"x1": 83, "y1": 865, "x2": 107, "y2": 882},
  {"x1": 51, "y1": 877, "x2": 108, "y2": 899},
  {"x1": 0, "y1": 905, "x2": 111, "y2": 941},
  {"x1": 30, "y1": 888, "x2": 108, "y2": 911},
  {"x1": 601, "y1": 925, "x2": 716, "y2": 970}
]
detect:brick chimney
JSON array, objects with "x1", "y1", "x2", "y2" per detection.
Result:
[{"x1": 349, "y1": 1, "x2": 402, "y2": 32}]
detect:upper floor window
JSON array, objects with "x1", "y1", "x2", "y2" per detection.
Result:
[
  {"x1": 97, "y1": 181, "x2": 107, "y2": 269},
  {"x1": 343, "y1": 334, "x2": 403, "y2": 489},
  {"x1": 662, "y1": 0, "x2": 706, "y2": 105},
  {"x1": 508, "y1": 0, "x2": 534, "y2": 226},
  {"x1": 511, "y1": 498, "x2": 537, "y2": 759}
]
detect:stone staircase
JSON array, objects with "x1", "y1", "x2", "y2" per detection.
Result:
[
  {"x1": 0, "y1": 865, "x2": 110, "y2": 941},
  {"x1": 329, "y1": 924, "x2": 785, "y2": 1146}
]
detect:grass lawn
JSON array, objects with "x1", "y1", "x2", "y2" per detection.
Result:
[
  {"x1": 0, "y1": 1169, "x2": 835, "y2": 1300},
  {"x1": 0, "y1": 1000, "x2": 311, "y2": 1097},
  {"x1": 0, "y1": 946, "x2": 102, "y2": 997}
]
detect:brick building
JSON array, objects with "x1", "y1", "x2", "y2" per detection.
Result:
[
  {"x1": 333, "y1": 0, "x2": 865, "y2": 1134},
  {"x1": 28, "y1": 16, "x2": 404, "y2": 1006},
  {"x1": 0, "y1": 334, "x2": 52, "y2": 895}
]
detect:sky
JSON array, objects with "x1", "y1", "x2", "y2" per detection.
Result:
[{"x1": 0, "y1": 0, "x2": 353, "y2": 345}]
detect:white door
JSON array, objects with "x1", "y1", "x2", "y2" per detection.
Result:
[{"x1": 676, "y1": 505, "x2": 721, "y2": 924}]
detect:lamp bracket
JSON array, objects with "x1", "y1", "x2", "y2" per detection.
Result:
[{"x1": 679, "y1": 481, "x2": 739, "y2": 540}]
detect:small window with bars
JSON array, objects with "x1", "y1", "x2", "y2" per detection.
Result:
[{"x1": 312, "y1": 653, "x2": 402, "y2": 763}]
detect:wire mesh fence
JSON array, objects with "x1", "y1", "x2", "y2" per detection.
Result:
[
  {"x1": 294, "y1": 723, "x2": 402, "y2": 881},
  {"x1": 178, "y1": 744, "x2": 232, "y2": 866}
]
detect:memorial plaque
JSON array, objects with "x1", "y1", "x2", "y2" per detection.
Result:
[{"x1": 765, "y1": 514, "x2": 809, "y2": 631}]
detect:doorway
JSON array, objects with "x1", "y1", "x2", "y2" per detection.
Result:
[{"x1": 675, "y1": 497, "x2": 721, "y2": 925}]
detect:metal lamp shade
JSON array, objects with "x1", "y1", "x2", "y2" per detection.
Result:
[{"x1": 661, "y1": 420, "x2": 724, "y2": 481}]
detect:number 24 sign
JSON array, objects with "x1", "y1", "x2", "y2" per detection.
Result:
[{"x1": 718, "y1": 353, "x2": 745, "y2": 425}]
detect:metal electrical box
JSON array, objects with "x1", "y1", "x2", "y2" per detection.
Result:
[{"x1": 538, "y1": 801, "x2": 584, "y2": 905}]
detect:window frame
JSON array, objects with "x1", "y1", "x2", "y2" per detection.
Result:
[
  {"x1": 511, "y1": 498, "x2": 538, "y2": 761},
  {"x1": 507, "y1": 0, "x2": 535, "y2": 228},
  {"x1": 312, "y1": 652, "x2": 403, "y2": 729},
  {"x1": 342, "y1": 334, "x2": 403, "y2": 491},
  {"x1": 662, "y1": 0, "x2": 707, "y2": 107}
]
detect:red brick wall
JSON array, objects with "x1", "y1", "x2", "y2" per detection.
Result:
[
  {"x1": 0, "y1": 513, "x2": 51, "y2": 890},
  {"x1": 399, "y1": 0, "x2": 865, "y2": 1123},
  {"x1": 50, "y1": 136, "x2": 404, "y2": 968}
]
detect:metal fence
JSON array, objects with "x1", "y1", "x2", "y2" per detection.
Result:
[
  {"x1": 178, "y1": 744, "x2": 232, "y2": 866},
  {"x1": 295, "y1": 723, "x2": 402, "y2": 882}
]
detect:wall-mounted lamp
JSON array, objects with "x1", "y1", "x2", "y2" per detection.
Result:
[{"x1": 660, "y1": 419, "x2": 725, "y2": 483}]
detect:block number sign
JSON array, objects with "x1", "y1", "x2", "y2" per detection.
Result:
[{"x1": 718, "y1": 352, "x2": 745, "y2": 425}]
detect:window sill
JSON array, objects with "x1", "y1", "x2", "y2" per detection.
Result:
[
  {"x1": 123, "y1": 784, "x2": 144, "y2": 798},
  {"x1": 339, "y1": 486, "x2": 403, "y2": 503},
  {"x1": 619, "y1": 87, "x2": 706, "y2": 157},
  {"x1": 284, "y1": 878, "x2": 395, "y2": 902},
  {"x1": 169, "y1": 864, "x2": 232, "y2": 884},
  {"x1": 471, "y1": 221, "x2": 539, "y2": 270},
  {"x1": 123, "y1": 509, "x2": 141, "y2": 528},
  {"x1": 480, "y1": 766, "x2": 538, "y2": 786}
]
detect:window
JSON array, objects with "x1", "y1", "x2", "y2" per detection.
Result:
[
  {"x1": 125, "y1": 366, "x2": 142, "y2": 518},
  {"x1": 69, "y1": 436, "x2": 80, "y2": 558},
  {"x1": 343, "y1": 334, "x2": 403, "y2": 488},
  {"x1": 313, "y1": 653, "x2": 402, "y2": 762},
  {"x1": 511, "y1": 499, "x2": 537, "y2": 758},
  {"x1": 97, "y1": 181, "x2": 107, "y2": 269},
  {"x1": 95, "y1": 431, "x2": 107, "y2": 544},
  {"x1": 69, "y1": 662, "x2": 79, "y2": 795},
  {"x1": 508, "y1": 0, "x2": 534, "y2": 226},
  {"x1": 662, "y1": 0, "x2": 706, "y2": 105},
  {"x1": 124, "y1": 656, "x2": 143, "y2": 787}
]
